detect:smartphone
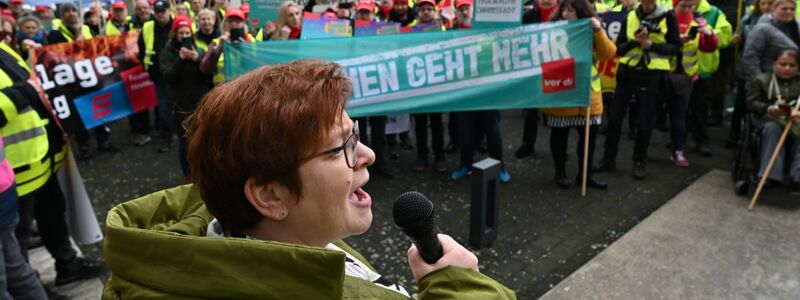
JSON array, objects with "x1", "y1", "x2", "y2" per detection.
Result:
[
  {"x1": 230, "y1": 27, "x2": 245, "y2": 42},
  {"x1": 687, "y1": 26, "x2": 699, "y2": 38},
  {"x1": 181, "y1": 37, "x2": 195, "y2": 50}
]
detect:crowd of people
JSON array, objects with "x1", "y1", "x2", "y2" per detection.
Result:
[{"x1": 0, "y1": 0, "x2": 799, "y2": 297}]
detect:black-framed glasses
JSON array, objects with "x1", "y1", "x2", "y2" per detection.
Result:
[{"x1": 304, "y1": 120, "x2": 360, "y2": 168}]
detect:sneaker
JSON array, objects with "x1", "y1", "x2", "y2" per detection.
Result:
[
  {"x1": 451, "y1": 167, "x2": 470, "y2": 180},
  {"x1": 434, "y1": 160, "x2": 448, "y2": 173},
  {"x1": 592, "y1": 157, "x2": 616, "y2": 173},
  {"x1": 670, "y1": 151, "x2": 690, "y2": 167},
  {"x1": 499, "y1": 170, "x2": 511, "y2": 183},
  {"x1": 514, "y1": 144, "x2": 534, "y2": 159},
  {"x1": 132, "y1": 134, "x2": 151, "y2": 146},
  {"x1": 44, "y1": 285, "x2": 68, "y2": 300},
  {"x1": 55, "y1": 256, "x2": 108, "y2": 286},
  {"x1": 632, "y1": 161, "x2": 646, "y2": 180}
]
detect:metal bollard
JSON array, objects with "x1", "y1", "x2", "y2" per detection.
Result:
[{"x1": 469, "y1": 158, "x2": 501, "y2": 249}]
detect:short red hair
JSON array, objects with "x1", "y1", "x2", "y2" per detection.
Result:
[{"x1": 185, "y1": 60, "x2": 351, "y2": 233}]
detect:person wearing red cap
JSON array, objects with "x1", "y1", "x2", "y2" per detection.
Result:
[
  {"x1": 33, "y1": 5, "x2": 54, "y2": 24},
  {"x1": 83, "y1": 7, "x2": 103, "y2": 37},
  {"x1": 388, "y1": 0, "x2": 416, "y2": 26},
  {"x1": 453, "y1": 0, "x2": 472, "y2": 28},
  {"x1": 356, "y1": 0, "x2": 376, "y2": 21},
  {"x1": 161, "y1": 15, "x2": 210, "y2": 177},
  {"x1": 376, "y1": 0, "x2": 392, "y2": 22},
  {"x1": 514, "y1": 0, "x2": 560, "y2": 160},
  {"x1": 8, "y1": 0, "x2": 26, "y2": 20},
  {"x1": 105, "y1": 2, "x2": 132, "y2": 36},
  {"x1": 200, "y1": 7, "x2": 254, "y2": 87}
]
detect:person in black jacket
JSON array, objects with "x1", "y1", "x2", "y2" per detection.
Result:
[
  {"x1": 594, "y1": 0, "x2": 682, "y2": 179},
  {"x1": 514, "y1": 0, "x2": 558, "y2": 159},
  {"x1": 161, "y1": 15, "x2": 210, "y2": 177},
  {"x1": 138, "y1": 0, "x2": 175, "y2": 153},
  {"x1": 388, "y1": 0, "x2": 416, "y2": 26}
]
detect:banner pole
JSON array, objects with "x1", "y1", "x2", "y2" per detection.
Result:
[
  {"x1": 748, "y1": 99, "x2": 800, "y2": 210},
  {"x1": 582, "y1": 106, "x2": 590, "y2": 197}
]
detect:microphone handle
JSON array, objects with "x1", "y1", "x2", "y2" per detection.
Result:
[{"x1": 406, "y1": 229, "x2": 443, "y2": 264}]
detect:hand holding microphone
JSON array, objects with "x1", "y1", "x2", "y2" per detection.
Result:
[{"x1": 394, "y1": 192, "x2": 479, "y2": 282}]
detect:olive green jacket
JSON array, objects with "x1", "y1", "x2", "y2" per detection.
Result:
[{"x1": 102, "y1": 185, "x2": 517, "y2": 299}]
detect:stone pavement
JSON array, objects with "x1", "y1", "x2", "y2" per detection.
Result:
[
  {"x1": 68, "y1": 110, "x2": 759, "y2": 298},
  {"x1": 541, "y1": 170, "x2": 800, "y2": 299},
  {"x1": 29, "y1": 243, "x2": 103, "y2": 299}
]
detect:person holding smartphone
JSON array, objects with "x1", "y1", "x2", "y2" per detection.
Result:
[
  {"x1": 199, "y1": 8, "x2": 253, "y2": 86},
  {"x1": 664, "y1": 0, "x2": 717, "y2": 168},
  {"x1": 161, "y1": 15, "x2": 211, "y2": 178}
]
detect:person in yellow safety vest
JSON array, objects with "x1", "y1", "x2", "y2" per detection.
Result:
[
  {"x1": 139, "y1": 0, "x2": 177, "y2": 153},
  {"x1": 594, "y1": 0, "x2": 681, "y2": 179},
  {"x1": 48, "y1": 3, "x2": 121, "y2": 160},
  {"x1": 105, "y1": 2, "x2": 133, "y2": 36},
  {"x1": 406, "y1": 0, "x2": 446, "y2": 30},
  {"x1": 200, "y1": 8, "x2": 252, "y2": 85},
  {"x1": 174, "y1": 1, "x2": 199, "y2": 31},
  {"x1": 48, "y1": 3, "x2": 92, "y2": 44},
  {"x1": 195, "y1": 8, "x2": 220, "y2": 52},
  {"x1": 83, "y1": 7, "x2": 103, "y2": 36},
  {"x1": 611, "y1": 0, "x2": 637, "y2": 13},
  {"x1": 594, "y1": 0, "x2": 610, "y2": 13},
  {"x1": 690, "y1": 0, "x2": 731, "y2": 156},
  {"x1": 212, "y1": 0, "x2": 228, "y2": 25},
  {"x1": 131, "y1": 0, "x2": 154, "y2": 30},
  {"x1": 665, "y1": 0, "x2": 718, "y2": 167},
  {"x1": 256, "y1": 1, "x2": 303, "y2": 41},
  {"x1": 0, "y1": 31, "x2": 107, "y2": 288},
  {"x1": 190, "y1": 0, "x2": 205, "y2": 20}
]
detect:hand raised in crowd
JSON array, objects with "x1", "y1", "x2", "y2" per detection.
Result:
[
  {"x1": 635, "y1": 28, "x2": 652, "y2": 49},
  {"x1": 264, "y1": 22, "x2": 277, "y2": 36},
  {"x1": 179, "y1": 47, "x2": 199, "y2": 61},
  {"x1": 590, "y1": 17, "x2": 602, "y2": 32},
  {"x1": 699, "y1": 26, "x2": 712, "y2": 36},
  {"x1": 21, "y1": 39, "x2": 42, "y2": 51},
  {"x1": 407, "y1": 234, "x2": 479, "y2": 283},
  {"x1": 732, "y1": 32, "x2": 741, "y2": 45},
  {"x1": 279, "y1": 25, "x2": 292, "y2": 40}
]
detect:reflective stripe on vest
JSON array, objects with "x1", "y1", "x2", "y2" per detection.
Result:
[
  {"x1": 670, "y1": 18, "x2": 700, "y2": 76},
  {"x1": 14, "y1": 145, "x2": 65, "y2": 197},
  {"x1": 0, "y1": 50, "x2": 49, "y2": 169},
  {"x1": 143, "y1": 21, "x2": 156, "y2": 70},
  {"x1": 105, "y1": 17, "x2": 131, "y2": 36},
  {"x1": 620, "y1": 10, "x2": 671, "y2": 71},
  {"x1": 211, "y1": 38, "x2": 224, "y2": 85}
]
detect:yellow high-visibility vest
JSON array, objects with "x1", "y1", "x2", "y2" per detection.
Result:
[{"x1": 619, "y1": 10, "x2": 671, "y2": 71}]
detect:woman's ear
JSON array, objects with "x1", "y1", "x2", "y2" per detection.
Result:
[{"x1": 244, "y1": 177, "x2": 289, "y2": 221}]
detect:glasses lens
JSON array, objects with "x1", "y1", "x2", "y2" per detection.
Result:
[{"x1": 347, "y1": 133, "x2": 358, "y2": 167}]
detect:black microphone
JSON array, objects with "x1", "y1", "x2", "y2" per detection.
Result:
[{"x1": 393, "y1": 191, "x2": 443, "y2": 264}]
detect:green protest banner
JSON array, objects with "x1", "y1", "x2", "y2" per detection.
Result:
[
  {"x1": 224, "y1": 19, "x2": 592, "y2": 117},
  {"x1": 249, "y1": 0, "x2": 283, "y2": 29}
]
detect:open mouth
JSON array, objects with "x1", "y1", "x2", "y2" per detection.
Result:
[{"x1": 349, "y1": 187, "x2": 372, "y2": 208}]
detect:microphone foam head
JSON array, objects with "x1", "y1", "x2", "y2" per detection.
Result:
[{"x1": 393, "y1": 191, "x2": 434, "y2": 229}]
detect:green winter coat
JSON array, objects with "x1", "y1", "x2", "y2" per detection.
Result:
[
  {"x1": 696, "y1": 0, "x2": 733, "y2": 78},
  {"x1": 102, "y1": 185, "x2": 517, "y2": 299}
]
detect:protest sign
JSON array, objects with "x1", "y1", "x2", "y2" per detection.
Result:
[
  {"x1": 598, "y1": 11, "x2": 626, "y2": 93},
  {"x1": 249, "y1": 0, "x2": 284, "y2": 29},
  {"x1": 354, "y1": 20, "x2": 402, "y2": 36},
  {"x1": 301, "y1": 13, "x2": 353, "y2": 40},
  {"x1": 473, "y1": 0, "x2": 522, "y2": 28},
  {"x1": 32, "y1": 31, "x2": 157, "y2": 133},
  {"x1": 227, "y1": 20, "x2": 593, "y2": 117}
]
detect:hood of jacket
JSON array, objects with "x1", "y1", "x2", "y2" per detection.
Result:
[{"x1": 103, "y1": 184, "x2": 349, "y2": 299}]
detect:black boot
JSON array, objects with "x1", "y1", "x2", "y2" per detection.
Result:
[
  {"x1": 555, "y1": 169, "x2": 572, "y2": 189},
  {"x1": 576, "y1": 174, "x2": 608, "y2": 190},
  {"x1": 592, "y1": 156, "x2": 616, "y2": 173},
  {"x1": 55, "y1": 256, "x2": 108, "y2": 286}
]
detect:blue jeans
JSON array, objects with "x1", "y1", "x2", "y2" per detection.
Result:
[{"x1": 0, "y1": 187, "x2": 46, "y2": 299}]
